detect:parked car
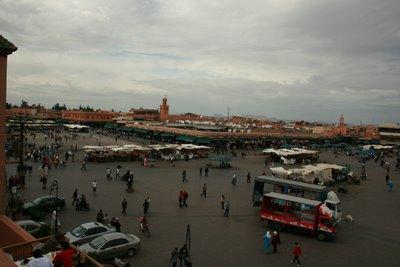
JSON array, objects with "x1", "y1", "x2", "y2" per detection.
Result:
[
  {"x1": 66, "y1": 222, "x2": 115, "y2": 245},
  {"x1": 15, "y1": 220, "x2": 49, "y2": 237},
  {"x1": 79, "y1": 232, "x2": 141, "y2": 261},
  {"x1": 22, "y1": 196, "x2": 65, "y2": 216}
]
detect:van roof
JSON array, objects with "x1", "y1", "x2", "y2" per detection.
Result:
[
  {"x1": 255, "y1": 176, "x2": 326, "y2": 192},
  {"x1": 264, "y1": 192, "x2": 322, "y2": 206}
]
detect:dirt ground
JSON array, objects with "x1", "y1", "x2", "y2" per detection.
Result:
[{"x1": 6, "y1": 132, "x2": 400, "y2": 267}]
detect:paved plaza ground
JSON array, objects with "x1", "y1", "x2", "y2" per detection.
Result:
[{"x1": 6, "y1": 132, "x2": 400, "y2": 267}]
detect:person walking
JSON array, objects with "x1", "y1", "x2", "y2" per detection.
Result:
[
  {"x1": 41, "y1": 175, "x2": 47, "y2": 190},
  {"x1": 114, "y1": 218, "x2": 121, "y2": 232},
  {"x1": 182, "y1": 170, "x2": 187, "y2": 182},
  {"x1": 96, "y1": 210, "x2": 104, "y2": 223},
  {"x1": 291, "y1": 242, "x2": 302, "y2": 266},
  {"x1": 116, "y1": 166, "x2": 121, "y2": 179},
  {"x1": 199, "y1": 167, "x2": 203, "y2": 176},
  {"x1": 182, "y1": 191, "x2": 189, "y2": 207},
  {"x1": 204, "y1": 166, "x2": 209, "y2": 177},
  {"x1": 224, "y1": 201, "x2": 230, "y2": 217},
  {"x1": 92, "y1": 179, "x2": 97, "y2": 193},
  {"x1": 385, "y1": 161, "x2": 390, "y2": 174},
  {"x1": 231, "y1": 174, "x2": 237, "y2": 186},
  {"x1": 271, "y1": 231, "x2": 281, "y2": 253},
  {"x1": 72, "y1": 189, "x2": 78, "y2": 206},
  {"x1": 247, "y1": 172, "x2": 251, "y2": 183},
  {"x1": 143, "y1": 198, "x2": 150, "y2": 215},
  {"x1": 200, "y1": 183, "x2": 207, "y2": 198},
  {"x1": 263, "y1": 231, "x2": 271, "y2": 254},
  {"x1": 178, "y1": 244, "x2": 189, "y2": 267},
  {"x1": 122, "y1": 199, "x2": 128, "y2": 215},
  {"x1": 106, "y1": 168, "x2": 112, "y2": 180},
  {"x1": 179, "y1": 191, "x2": 183, "y2": 207},
  {"x1": 170, "y1": 247, "x2": 179, "y2": 267},
  {"x1": 388, "y1": 179, "x2": 394, "y2": 192},
  {"x1": 81, "y1": 160, "x2": 86, "y2": 171},
  {"x1": 220, "y1": 195, "x2": 225, "y2": 209}
]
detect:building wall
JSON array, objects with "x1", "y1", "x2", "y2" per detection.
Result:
[
  {"x1": 62, "y1": 110, "x2": 118, "y2": 122},
  {"x1": 127, "y1": 109, "x2": 159, "y2": 121},
  {"x1": 0, "y1": 55, "x2": 6, "y2": 214},
  {"x1": 6, "y1": 107, "x2": 37, "y2": 118}
]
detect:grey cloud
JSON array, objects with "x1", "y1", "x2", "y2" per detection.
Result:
[{"x1": 1, "y1": 0, "x2": 399, "y2": 123}]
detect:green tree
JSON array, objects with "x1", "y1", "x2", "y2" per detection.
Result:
[
  {"x1": 52, "y1": 103, "x2": 68, "y2": 110},
  {"x1": 21, "y1": 100, "x2": 29, "y2": 107}
]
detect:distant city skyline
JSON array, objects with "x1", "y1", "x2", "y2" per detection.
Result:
[{"x1": 2, "y1": 0, "x2": 399, "y2": 124}]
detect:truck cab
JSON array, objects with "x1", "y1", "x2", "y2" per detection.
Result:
[{"x1": 324, "y1": 191, "x2": 342, "y2": 223}]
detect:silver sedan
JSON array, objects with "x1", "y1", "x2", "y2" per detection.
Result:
[{"x1": 79, "y1": 232, "x2": 141, "y2": 261}]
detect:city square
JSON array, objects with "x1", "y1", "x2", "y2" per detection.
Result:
[
  {"x1": 1, "y1": 1, "x2": 400, "y2": 266},
  {"x1": 6, "y1": 131, "x2": 400, "y2": 266}
]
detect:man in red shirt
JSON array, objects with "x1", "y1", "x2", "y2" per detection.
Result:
[
  {"x1": 291, "y1": 242, "x2": 302, "y2": 267},
  {"x1": 52, "y1": 241, "x2": 75, "y2": 267}
]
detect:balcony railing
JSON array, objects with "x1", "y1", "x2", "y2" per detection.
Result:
[{"x1": 1, "y1": 236, "x2": 103, "y2": 266}]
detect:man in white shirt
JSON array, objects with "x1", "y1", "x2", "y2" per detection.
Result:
[
  {"x1": 116, "y1": 167, "x2": 121, "y2": 179},
  {"x1": 106, "y1": 168, "x2": 111, "y2": 180},
  {"x1": 27, "y1": 249, "x2": 53, "y2": 267},
  {"x1": 92, "y1": 179, "x2": 97, "y2": 192}
]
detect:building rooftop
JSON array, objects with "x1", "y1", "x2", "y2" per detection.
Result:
[
  {"x1": 379, "y1": 123, "x2": 400, "y2": 129},
  {"x1": 0, "y1": 35, "x2": 17, "y2": 56}
]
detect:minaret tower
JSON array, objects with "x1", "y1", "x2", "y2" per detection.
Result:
[{"x1": 159, "y1": 96, "x2": 169, "y2": 121}]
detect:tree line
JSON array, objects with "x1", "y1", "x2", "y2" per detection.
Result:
[{"x1": 6, "y1": 100, "x2": 95, "y2": 111}]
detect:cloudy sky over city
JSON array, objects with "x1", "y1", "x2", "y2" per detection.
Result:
[{"x1": 1, "y1": 0, "x2": 399, "y2": 123}]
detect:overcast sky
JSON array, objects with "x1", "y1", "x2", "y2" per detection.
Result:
[{"x1": 1, "y1": 0, "x2": 399, "y2": 123}]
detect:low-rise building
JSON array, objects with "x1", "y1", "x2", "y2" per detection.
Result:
[
  {"x1": 378, "y1": 123, "x2": 400, "y2": 144},
  {"x1": 62, "y1": 110, "x2": 119, "y2": 123}
]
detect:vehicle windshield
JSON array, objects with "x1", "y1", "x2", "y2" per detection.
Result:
[
  {"x1": 89, "y1": 236, "x2": 107, "y2": 249},
  {"x1": 71, "y1": 226, "x2": 86, "y2": 237},
  {"x1": 326, "y1": 202, "x2": 343, "y2": 213},
  {"x1": 32, "y1": 197, "x2": 45, "y2": 204}
]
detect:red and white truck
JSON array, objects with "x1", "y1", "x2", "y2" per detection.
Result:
[{"x1": 260, "y1": 192, "x2": 337, "y2": 241}]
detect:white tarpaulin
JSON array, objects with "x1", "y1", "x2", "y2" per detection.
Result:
[
  {"x1": 270, "y1": 163, "x2": 345, "y2": 183},
  {"x1": 361, "y1": 145, "x2": 393, "y2": 151}
]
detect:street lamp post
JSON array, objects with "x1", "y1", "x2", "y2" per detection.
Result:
[{"x1": 50, "y1": 180, "x2": 59, "y2": 236}]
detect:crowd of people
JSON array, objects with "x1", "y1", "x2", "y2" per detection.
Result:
[{"x1": 8, "y1": 128, "x2": 400, "y2": 267}]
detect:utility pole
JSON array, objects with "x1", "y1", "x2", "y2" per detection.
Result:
[
  {"x1": 227, "y1": 107, "x2": 230, "y2": 122},
  {"x1": 16, "y1": 113, "x2": 25, "y2": 177},
  {"x1": 185, "y1": 224, "x2": 191, "y2": 264},
  {"x1": 50, "y1": 180, "x2": 59, "y2": 236}
]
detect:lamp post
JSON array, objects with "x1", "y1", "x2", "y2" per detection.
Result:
[
  {"x1": 185, "y1": 224, "x2": 191, "y2": 262},
  {"x1": 50, "y1": 180, "x2": 59, "y2": 236}
]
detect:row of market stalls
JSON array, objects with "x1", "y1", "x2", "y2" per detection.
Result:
[
  {"x1": 107, "y1": 125, "x2": 214, "y2": 145},
  {"x1": 263, "y1": 148, "x2": 319, "y2": 164},
  {"x1": 356, "y1": 144, "x2": 395, "y2": 161},
  {"x1": 270, "y1": 163, "x2": 349, "y2": 184},
  {"x1": 82, "y1": 144, "x2": 212, "y2": 162}
]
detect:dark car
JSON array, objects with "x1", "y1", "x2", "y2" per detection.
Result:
[
  {"x1": 23, "y1": 196, "x2": 65, "y2": 216},
  {"x1": 15, "y1": 220, "x2": 51, "y2": 237}
]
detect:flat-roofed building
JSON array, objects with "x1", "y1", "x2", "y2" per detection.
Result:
[
  {"x1": 62, "y1": 110, "x2": 119, "y2": 123},
  {"x1": 379, "y1": 123, "x2": 400, "y2": 144},
  {"x1": 1, "y1": 35, "x2": 38, "y2": 266}
]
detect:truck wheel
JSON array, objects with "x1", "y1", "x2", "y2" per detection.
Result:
[{"x1": 317, "y1": 232, "x2": 325, "y2": 241}]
